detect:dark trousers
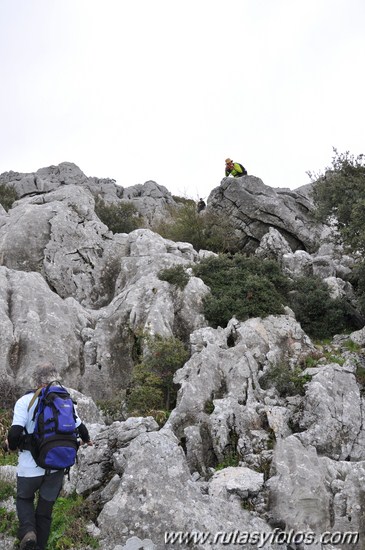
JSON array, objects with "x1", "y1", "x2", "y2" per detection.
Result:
[{"x1": 16, "y1": 471, "x2": 64, "y2": 550}]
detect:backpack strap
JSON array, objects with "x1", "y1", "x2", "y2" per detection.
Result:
[{"x1": 27, "y1": 387, "x2": 43, "y2": 412}]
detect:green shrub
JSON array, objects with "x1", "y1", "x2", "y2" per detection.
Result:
[
  {"x1": 311, "y1": 148, "x2": 365, "y2": 253},
  {"x1": 288, "y1": 275, "x2": 357, "y2": 339},
  {"x1": 127, "y1": 363, "x2": 165, "y2": 414},
  {"x1": 158, "y1": 265, "x2": 190, "y2": 290},
  {"x1": 193, "y1": 255, "x2": 289, "y2": 328},
  {"x1": 344, "y1": 339, "x2": 362, "y2": 352},
  {"x1": 127, "y1": 334, "x2": 189, "y2": 414},
  {"x1": 349, "y1": 261, "x2": 365, "y2": 317},
  {"x1": 96, "y1": 390, "x2": 127, "y2": 424},
  {"x1": 355, "y1": 366, "x2": 365, "y2": 387},
  {"x1": 260, "y1": 363, "x2": 310, "y2": 397},
  {"x1": 0, "y1": 184, "x2": 17, "y2": 212},
  {"x1": 95, "y1": 197, "x2": 142, "y2": 234},
  {"x1": 153, "y1": 203, "x2": 241, "y2": 253}
]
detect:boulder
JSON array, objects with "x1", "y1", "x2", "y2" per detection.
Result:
[
  {"x1": 96, "y1": 429, "x2": 277, "y2": 549},
  {"x1": 268, "y1": 436, "x2": 365, "y2": 542},
  {"x1": 208, "y1": 176, "x2": 323, "y2": 254}
]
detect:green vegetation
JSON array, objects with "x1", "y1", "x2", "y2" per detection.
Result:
[
  {"x1": 193, "y1": 255, "x2": 289, "y2": 328},
  {"x1": 311, "y1": 148, "x2": 365, "y2": 253},
  {"x1": 348, "y1": 262, "x2": 365, "y2": 317},
  {"x1": 260, "y1": 363, "x2": 311, "y2": 397},
  {"x1": 158, "y1": 265, "x2": 190, "y2": 290},
  {"x1": 0, "y1": 507, "x2": 17, "y2": 536},
  {"x1": 94, "y1": 197, "x2": 142, "y2": 234},
  {"x1": 96, "y1": 390, "x2": 127, "y2": 424},
  {"x1": 287, "y1": 275, "x2": 357, "y2": 339},
  {"x1": 0, "y1": 183, "x2": 17, "y2": 212},
  {"x1": 127, "y1": 334, "x2": 190, "y2": 416},
  {"x1": 0, "y1": 479, "x2": 16, "y2": 501},
  {"x1": 310, "y1": 149, "x2": 365, "y2": 319},
  {"x1": 215, "y1": 453, "x2": 240, "y2": 470},
  {"x1": 47, "y1": 493, "x2": 99, "y2": 549},
  {"x1": 343, "y1": 339, "x2": 362, "y2": 352},
  {"x1": 154, "y1": 202, "x2": 241, "y2": 253},
  {"x1": 355, "y1": 366, "x2": 365, "y2": 388}
]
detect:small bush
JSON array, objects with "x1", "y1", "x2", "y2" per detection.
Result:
[
  {"x1": 127, "y1": 363, "x2": 165, "y2": 414},
  {"x1": 153, "y1": 203, "x2": 241, "y2": 253},
  {"x1": 127, "y1": 334, "x2": 189, "y2": 414},
  {"x1": 95, "y1": 197, "x2": 142, "y2": 234},
  {"x1": 96, "y1": 390, "x2": 127, "y2": 424},
  {"x1": 287, "y1": 275, "x2": 357, "y2": 339},
  {"x1": 344, "y1": 339, "x2": 362, "y2": 352},
  {"x1": 260, "y1": 363, "x2": 310, "y2": 397},
  {"x1": 193, "y1": 255, "x2": 289, "y2": 328},
  {"x1": 355, "y1": 366, "x2": 365, "y2": 387},
  {"x1": 158, "y1": 265, "x2": 190, "y2": 290},
  {"x1": 349, "y1": 261, "x2": 365, "y2": 317},
  {"x1": 0, "y1": 184, "x2": 17, "y2": 212}
]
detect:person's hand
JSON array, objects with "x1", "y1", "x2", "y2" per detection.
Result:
[{"x1": 83, "y1": 440, "x2": 93, "y2": 447}]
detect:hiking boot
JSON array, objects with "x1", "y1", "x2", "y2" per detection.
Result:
[{"x1": 19, "y1": 530, "x2": 37, "y2": 549}]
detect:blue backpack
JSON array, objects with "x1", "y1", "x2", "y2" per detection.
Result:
[{"x1": 27, "y1": 381, "x2": 79, "y2": 472}]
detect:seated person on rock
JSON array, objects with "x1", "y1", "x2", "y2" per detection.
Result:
[{"x1": 225, "y1": 158, "x2": 248, "y2": 177}]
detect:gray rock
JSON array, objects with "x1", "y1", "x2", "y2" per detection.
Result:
[
  {"x1": 268, "y1": 436, "x2": 365, "y2": 543},
  {"x1": 208, "y1": 176, "x2": 323, "y2": 254},
  {"x1": 296, "y1": 364, "x2": 364, "y2": 460},
  {"x1": 350, "y1": 326, "x2": 365, "y2": 346},
  {"x1": 0, "y1": 162, "x2": 177, "y2": 228},
  {"x1": 255, "y1": 227, "x2": 292, "y2": 264},
  {"x1": 167, "y1": 315, "x2": 314, "y2": 471},
  {"x1": 0, "y1": 266, "x2": 87, "y2": 390},
  {"x1": 97, "y1": 429, "x2": 277, "y2": 549},
  {"x1": 208, "y1": 466, "x2": 264, "y2": 500},
  {"x1": 0, "y1": 465, "x2": 16, "y2": 484}
]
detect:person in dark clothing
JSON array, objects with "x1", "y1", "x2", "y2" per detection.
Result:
[
  {"x1": 5, "y1": 363, "x2": 92, "y2": 550},
  {"x1": 225, "y1": 158, "x2": 248, "y2": 177},
  {"x1": 197, "y1": 198, "x2": 206, "y2": 213}
]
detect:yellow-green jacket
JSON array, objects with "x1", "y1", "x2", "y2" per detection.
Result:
[{"x1": 225, "y1": 163, "x2": 247, "y2": 177}]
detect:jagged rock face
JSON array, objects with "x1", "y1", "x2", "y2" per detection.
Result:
[
  {"x1": 166, "y1": 317, "x2": 365, "y2": 545},
  {"x1": 74, "y1": 418, "x2": 277, "y2": 550},
  {"x1": 208, "y1": 176, "x2": 323, "y2": 254},
  {"x1": 268, "y1": 436, "x2": 365, "y2": 541},
  {"x1": 0, "y1": 162, "x2": 176, "y2": 227},
  {"x1": 2, "y1": 162, "x2": 365, "y2": 549},
  {"x1": 167, "y1": 316, "x2": 315, "y2": 474},
  {"x1": 0, "y1": 177, "x2": 209, "y2": 397},
  {"x1": 0, "y1": 266, "x2": 88, "y2": 390}
]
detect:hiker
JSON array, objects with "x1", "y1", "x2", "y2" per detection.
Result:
[
  {"x1": 4, "y1": 363, "x2": 92, "y2": 550},
  {"x1": 225, "y1": 158, "x2": 248, "y2": 178},
  {"x1": 197, "y1": 198, "x2": 206, "y2": 213}
]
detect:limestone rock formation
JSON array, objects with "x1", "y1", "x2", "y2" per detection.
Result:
[
  {"x1": 208, "y1": 175, "x2": 324, "y2": 253},
  {"x1": 1, "y1": 162, "x2": 365, "y2": 549},
  {"x1": 0, "y1": 161, "x2": 176, "y2": 227}
]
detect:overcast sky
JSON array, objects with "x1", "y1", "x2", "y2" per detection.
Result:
[{"x1": 1, "y1": 0, "x2": 364, "y2": 201}]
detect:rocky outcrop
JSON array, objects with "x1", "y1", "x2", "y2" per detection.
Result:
[
  {"x1": 208, "y1": 176, "x2": 324, "y2": 254},
  {"x1": 0, "y1": 178, "x2": 209, "y2": 396},
  {"x1": 1, "y1": 163, "x2": 365, "y2": 550},
  {"x1": 0, "y1": 162, "x2": 176, "y2": 227},
  {"x1": 167, "y1": 315, "x2": 316, "y2": 475}
]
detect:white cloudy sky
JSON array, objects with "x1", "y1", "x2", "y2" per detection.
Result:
[{"x1": 1, "y1": 0, "x2": 364, "y2": 201}]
